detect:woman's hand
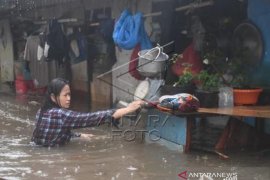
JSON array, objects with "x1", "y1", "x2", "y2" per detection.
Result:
[
  {"x1": 112, "y1": 100, "x2": 145, "y2": 119},
  {"x1": 126, "y1": 100, "x2": 145, "y2": 113}
]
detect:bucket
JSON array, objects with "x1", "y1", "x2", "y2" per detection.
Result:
[
  {"x1": 15, "y1": 80, "x2": 28, "y2": 94},
  {"x1": 137, "y1": 46, "x2": 169, "y2": 77}
]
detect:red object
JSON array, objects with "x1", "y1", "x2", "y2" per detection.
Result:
[
  {"x1": 129, "y1": 44, "x2": 144, "y2": 80},
  {"x1": 15, "y1": 80, "x2": 28, "y2": 94},
  {"x1": 15, "y1": 75, "x2": 47, "y2": 95},
  {"x1": 171, "y1": 42, "x2": 203, "y2": 76},
  {"x1": 26, "y1": 80, "x2": 35, "y2": 91},
  {"x1": 233, "y1": 88, "x2": 262, "y2": 105}
]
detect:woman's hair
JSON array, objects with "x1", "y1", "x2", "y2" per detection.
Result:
[{"x1": 42, "y1": 78, "x2": 70, "y2": 110}]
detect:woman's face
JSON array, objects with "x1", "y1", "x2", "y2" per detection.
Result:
[{"x1": 57, "y1": 85, "x2": 71, "y2": 108}]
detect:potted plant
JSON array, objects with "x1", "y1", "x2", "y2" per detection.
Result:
[
  {"x1": 160, "y1": 60, "x2": 196, "y2": 95},
  {"x1": 195, "y1": 70, "x2": 221, "y2": 108},
  {"x1": 172, "y1": 64, "x2": 197, "y2": 94},
  {"x1": 202, "y1": 45, "x2": 263, "y2": 105},
  {"x1": 226, "y1": 48, "x2": 263, "y2": 105}
]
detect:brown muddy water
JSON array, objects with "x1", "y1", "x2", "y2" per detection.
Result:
[{"x1": 0, "y1": 92, "x2": 270, "y2": 180}]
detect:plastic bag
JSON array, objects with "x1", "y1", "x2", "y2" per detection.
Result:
[{"x1": 218, "y1": 87, "x2": 234, "y2": 107}]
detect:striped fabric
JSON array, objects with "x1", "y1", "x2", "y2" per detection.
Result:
[{"x1": 31, "y1": 108, "x2": 115, "y2": 146}]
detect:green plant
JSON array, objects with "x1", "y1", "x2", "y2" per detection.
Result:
[
  {"x1": 202, "y1": 46, "x2": 260, "y2": 88},
  {"x1": 227, "y1": 47, "x2": 259, "y2": 88},
  {"x1": 196, "y1": 70, "x2": 220, "y2": 91},
  {"x1": 173, "y1": 64, "x2": 195, "y2": 87}
]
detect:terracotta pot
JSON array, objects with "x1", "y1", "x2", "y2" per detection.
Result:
[{"x1": 233, "y1": 88, "x2": 263, "y2": 105}]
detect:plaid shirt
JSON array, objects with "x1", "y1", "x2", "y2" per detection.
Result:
[{"x1": 31, "y1": 108, "x2": 115, "y2": 146}]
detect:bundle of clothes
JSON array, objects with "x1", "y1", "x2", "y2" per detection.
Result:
[{"x1": 158, "y1": 93, "x2": 200, "y2": 113}]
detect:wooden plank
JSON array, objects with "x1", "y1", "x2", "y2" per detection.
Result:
[
  {"x1": 156, "y1": 106, "x2": 270, "y2": 119},
  {"x1": 198, "y1": 106, "x2": 270, "y2": 119}
]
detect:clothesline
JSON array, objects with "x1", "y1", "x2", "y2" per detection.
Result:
[
  {"x1": 33, "y1": 18, "x2": 78, "y2": 25},
  {"x1": 89, "y1": 0, "x2": 214, "y2": 26},
  {"x1": 144, "y1": 0, "x2": 214, "y2": 17},
  {"x1": 33, "y1": 1, "x2": 213, "y2": 26}
]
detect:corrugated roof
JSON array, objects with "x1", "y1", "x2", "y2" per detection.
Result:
[{"x1": 0, "y1": 0, "x2": 77, "y2": 12}]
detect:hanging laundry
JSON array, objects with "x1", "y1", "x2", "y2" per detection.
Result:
[
  {"x1": 37, "y1": 45, "x2": 44, "y2": 61},
  {"x1": 99, "y1": 17, "x2": 115, "y2": 43},
  {"x1": 46, "y1": 19, "x2": 69, "y2": 64},
  {"x1": 68, "y1": 30, "x2": 88, "y2": 64},
  {"x1": 24, "y1": 35, "x2": 57, "y2": 88},
  {"x1": 129, "y1": 44, "x2": 144, "y2": 80}
]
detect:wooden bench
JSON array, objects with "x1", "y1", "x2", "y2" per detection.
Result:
[{"x1": 170, "y1": 106, "x2": 270, "y2": 155}]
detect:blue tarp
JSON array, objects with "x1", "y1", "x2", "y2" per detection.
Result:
[{"x1": 248, "y1": 0, "x2": 270, "y2": 86}]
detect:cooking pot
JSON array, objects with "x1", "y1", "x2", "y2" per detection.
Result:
[{"x1": 137, "y1": 46, "x2": 169, "y2": 77}]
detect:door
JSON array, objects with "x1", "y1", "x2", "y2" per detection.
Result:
[{"x1": 0, "y1": 19, "x2": 14, "y2": 82}]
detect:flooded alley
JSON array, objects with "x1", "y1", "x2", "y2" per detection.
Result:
[
  {"x1": 0, "y1": 92, "x2": 269, "y2": 180},
  {"x1": 0, "y1": 0, "x2": 270, "y2": 179}
]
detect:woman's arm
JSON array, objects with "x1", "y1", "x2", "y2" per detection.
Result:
[
  {"x1": 62, "y1": 100, "x2": 144, "y2": 129},
  {"x1": 112, "y1": 100, "x2": 144, "y2": 119}
]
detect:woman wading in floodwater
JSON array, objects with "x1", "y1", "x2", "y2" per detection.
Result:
[{"x1": 31, "y1": 78, "x2": 144, "y2": 147}]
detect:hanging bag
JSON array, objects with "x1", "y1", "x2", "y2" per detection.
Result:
[{"x1": 113, "y1": 9, "x2": 152, "y2": 50}]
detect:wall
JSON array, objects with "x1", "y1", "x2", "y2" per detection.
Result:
[
  {"x1": 71, "y1": 61, "x2": 88, "y2": 91},
  {"x1": 247, "y1": 0, "x2": 270, "y2": 134}
]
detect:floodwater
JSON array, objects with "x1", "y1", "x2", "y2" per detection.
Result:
[{"x1": 0, "y1": 92, "x2": 270, "y2": 180}]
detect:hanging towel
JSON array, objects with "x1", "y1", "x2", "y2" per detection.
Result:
[
  {"x1": 129, "y1": 44, "x2": 144, "y2": 80},
  {"x1": 113, "y1": 9, "x2": 152, "y2": 50}
]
